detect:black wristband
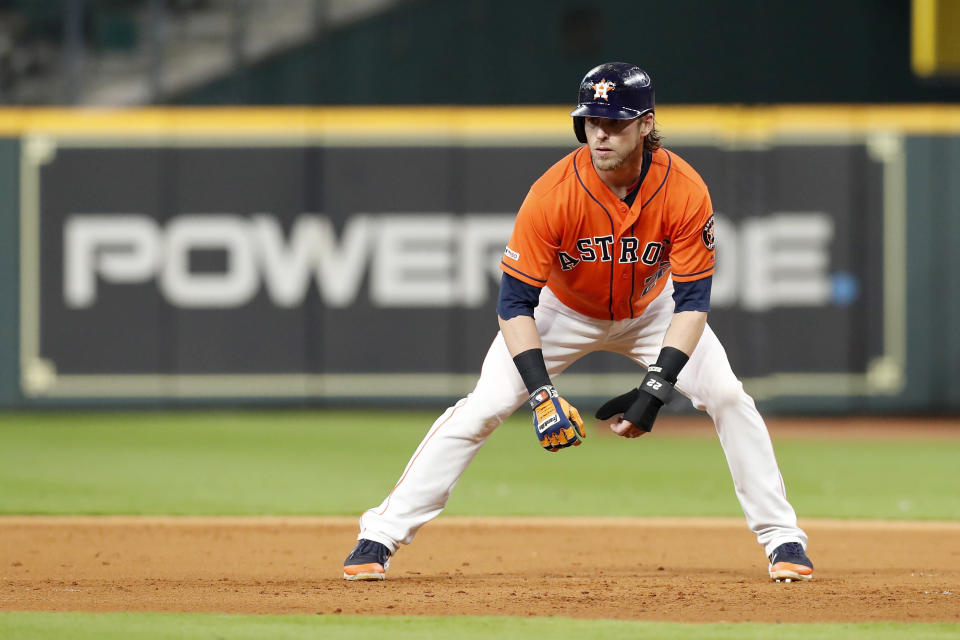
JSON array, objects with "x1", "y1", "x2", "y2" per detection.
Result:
[
  {"x1": 513, "y1": 348, "x2": 551, "y2": 394},
  {"x1": 639, "y1": 371, "x2": 672, "y2": 404},
  {"x1": 647, "y1": 346, "x2": 690, "y2": 385}
]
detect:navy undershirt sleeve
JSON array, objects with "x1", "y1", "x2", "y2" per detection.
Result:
[
  {"x1": 496, "y1": 273, "x2": 543, "y2": 320},
  {"x1": 672, "y1": 276, "x2": 712, "y2": 312}
]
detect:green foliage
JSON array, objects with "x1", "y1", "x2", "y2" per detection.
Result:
[
  {"x1": 1, "y1": 612, "x2": 959, "y2": 640},
  {"x1": 0, "y1": 410, "x2": 957, "y2": 519}
]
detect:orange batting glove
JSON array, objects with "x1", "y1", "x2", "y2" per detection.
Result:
[{"x1": 528, "y1": 385, "x2": 586, "y2": 452}]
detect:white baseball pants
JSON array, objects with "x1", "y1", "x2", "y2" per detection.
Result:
[{"x1": 358, "y1": 281, "x2": 808, "y2": 558}]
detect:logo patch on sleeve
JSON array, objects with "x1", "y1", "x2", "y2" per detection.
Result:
[
  {"x1": 701, "y1": 215, "x2": 716, "y2": 250},
  {"x1": 504, "y1": 246, "x2": 520, "y2": 261}
]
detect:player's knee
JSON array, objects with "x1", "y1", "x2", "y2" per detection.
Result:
[
  {"x1": 456, "y1": 394, "x2": 514, "y2": 441},
  {"x1": 706, "y1": 378, "x2": 746, "y2": 413},
  {"x1": 453, "y1": 412, "x2": 505, "y2": 444},
  {"x1": 480, "y1": 413, "x2": 506, "y2": 434}
]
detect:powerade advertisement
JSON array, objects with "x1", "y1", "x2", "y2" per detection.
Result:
[{"x1": 21, "y1": 140, "x2": 896, "y2": 400}]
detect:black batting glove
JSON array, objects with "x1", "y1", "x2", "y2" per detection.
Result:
[
  {"x1": 594, "y1": 372, "x2": 671, "y2": 432},
  {"x1": 595, "y1": 347, "x2": 689, "y2": 433}
]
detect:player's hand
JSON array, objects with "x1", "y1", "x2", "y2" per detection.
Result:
[
  {"x1": 596, "y1": 371, "x2": 674, "y2": 435},
  {"x1": 528, "y1": 385, "x2": 586, "y2": 452}
]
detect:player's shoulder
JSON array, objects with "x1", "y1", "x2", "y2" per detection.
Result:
[
  {"x1": 527, "y1": 147, "x2": 585, "y2": 199},
  {"x1": 655, "y1": 147, "x2": 709, "y2": 195}
]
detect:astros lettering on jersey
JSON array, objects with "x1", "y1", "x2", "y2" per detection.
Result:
[{"x1": 500, "y1": 146, "x2": 716, "y2": 321}]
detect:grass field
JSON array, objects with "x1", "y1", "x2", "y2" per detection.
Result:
[
  {"x1": 1, "y1": 409, "x2": 958, "y2": 639},
  {"x1": 0, "y1": 410, "x2": 958, "y2": 519},
  {"x1": 2, "y1": 612, "x2": 959, "y2": 640}
]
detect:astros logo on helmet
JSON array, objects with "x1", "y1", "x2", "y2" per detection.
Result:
[{"x1": 592, "y1": 79, "x2": 615, "y2": 100}]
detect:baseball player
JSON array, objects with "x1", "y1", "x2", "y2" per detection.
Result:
[{"x1": 344, "y1": 62, "x2": 813, "y2": 583}]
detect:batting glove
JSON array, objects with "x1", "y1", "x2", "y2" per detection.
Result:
[
  {"x1": 528, "y1": 384, "x2": 586, "y2": 452},
  {"x1": 594, "y1": 369, "x2": 674, "y2": 432}
]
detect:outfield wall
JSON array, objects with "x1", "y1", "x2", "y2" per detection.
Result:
[{"x1": 0, "y1": 106, "x2": 958, "y2": 413}]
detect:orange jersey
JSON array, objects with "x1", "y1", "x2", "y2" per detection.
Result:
[{"x1": 500, "y1": 146, "x2": 716, "y2": 321}]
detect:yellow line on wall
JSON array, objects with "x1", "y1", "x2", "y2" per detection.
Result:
[{"x1": 1, "y1": 105, "x2": 960, "y2": 139}]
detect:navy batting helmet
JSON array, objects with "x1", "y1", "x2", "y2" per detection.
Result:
[{"x1": 571, "y1": 62, "x2": 655, "y2": 143}]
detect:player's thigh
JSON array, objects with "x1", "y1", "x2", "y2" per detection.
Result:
[
  {"x1": 674, "y1": 324, "x2": 743, "y2": 411},
  {"x1": 473, "y1": 332, "x2": 530, "y2": 420},
  {"x1": 472, "y1": 307, "x2": 599, "y2": 427}
]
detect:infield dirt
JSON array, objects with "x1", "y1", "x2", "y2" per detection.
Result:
[{"x1": 2, "y1": 516, "x2": 958, "y2": 623}]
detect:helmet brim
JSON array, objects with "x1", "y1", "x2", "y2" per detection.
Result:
[{"x1": 570, "y1": 103, "x2": 649, "y2": 120}]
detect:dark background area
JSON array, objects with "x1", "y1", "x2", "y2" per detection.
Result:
[{"x1": 173, "y1": 0, "x2": 960, "y2": 106}]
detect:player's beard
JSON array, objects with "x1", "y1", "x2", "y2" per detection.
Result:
[{"x1": 591, "y1": 139, "x2": 642, "y2": 172}]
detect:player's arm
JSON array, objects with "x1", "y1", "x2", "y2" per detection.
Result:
[
  {"x1": 497, "y1": 274, "x2": 585, "y2": 452},
  {"x1": 596, "y1": 277, "x2": 712, "y2": 437},
  {"x1": 662, "y1": 270, "x2": 711, "y2": 353},
  {"x1": 498, "y1": 314, "x2": 542, "y2": 355},
  {"x1": 661, "y1": 310, "x2": 707, "y2": 357}
]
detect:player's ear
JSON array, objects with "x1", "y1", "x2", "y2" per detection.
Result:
[{"x1": 639, "y1": 114, "x2": 655, "y2": 136}]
